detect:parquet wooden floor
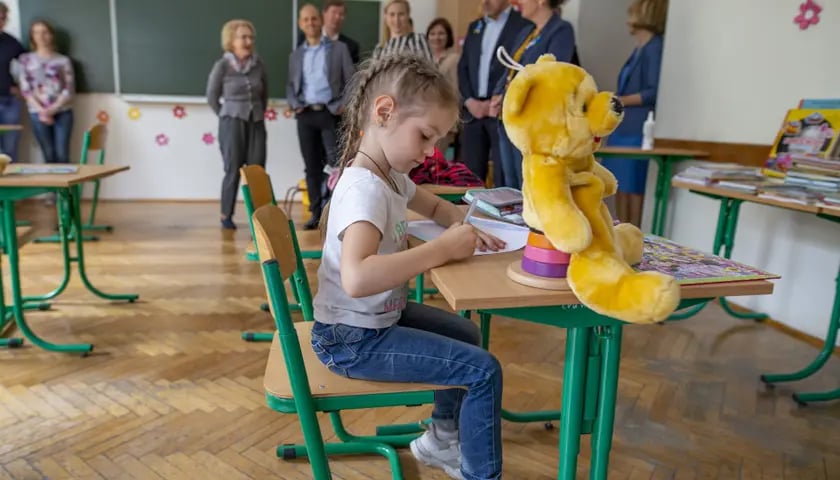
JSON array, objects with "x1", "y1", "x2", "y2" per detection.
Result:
[{"x1": 1, "y1": 200, "x2": 839, "y2": 480}]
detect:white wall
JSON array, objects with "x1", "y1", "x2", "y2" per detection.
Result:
[{"x1": 655, "y1": 0, "x2": 840, "y2": 342}]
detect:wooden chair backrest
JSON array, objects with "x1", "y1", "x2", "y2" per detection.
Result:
[
  {"x1": 240, "y1": 165, "x2": 274, "y2": 210},
  {"x1": 87, "y1": 124, "x2": 107, "y2": 151},
  {"x1": 252, "y1": 205, "x2": 298, "y2": 284}
]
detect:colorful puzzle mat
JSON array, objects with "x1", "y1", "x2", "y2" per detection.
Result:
[{"x1": 636, "y1": 236, "x2": 781, "y2": 284}]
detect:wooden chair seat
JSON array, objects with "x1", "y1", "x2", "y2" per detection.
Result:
[{"x1": 264, "y1": 322, "x2": 447, "y2": 399}]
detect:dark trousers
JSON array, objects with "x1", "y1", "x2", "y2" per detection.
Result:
[
  {"x1": 296, "y1": 109, "x2": 339, "y2": 218},
  {"x1": 0, "y1": 96, "x2": 22, "y2": 161},
  {"x1": 30, "y1": 109, "x2": 74, "y2": 164},
  {"x1": 219, "y1": 115, "x2": 267, "y2": 218},
  {"x1": 461, "y1": 117, "x2": 502, "y2": 187}
]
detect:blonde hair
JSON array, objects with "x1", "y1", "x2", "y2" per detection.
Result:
[
  {"x1": 381, "y1": 0, "x2": 411, "y2": 43},
  {"x1": 629, "y1": 0, "x2": 668, "y2": 35},
  {"x1": 221, "y1": 19, "x2": 255, "y2": 52},
  {"x1": 319, "y1": 53, "x2": 460, "y2": 235}
]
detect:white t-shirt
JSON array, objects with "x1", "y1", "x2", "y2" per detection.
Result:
[{"x1": 313, "y1": 166, "x2": 417, "y2": 329}]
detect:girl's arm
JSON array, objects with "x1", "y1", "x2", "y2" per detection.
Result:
[
  {"x1": 46, "y1": 58, "x2": 75, "y2": 113},
  {"x1": 408, "y1": 186, "x2": 506, "y2": 251},
  {"x1": 340, "y1": 220, "x2": 476, "y2": 298}
]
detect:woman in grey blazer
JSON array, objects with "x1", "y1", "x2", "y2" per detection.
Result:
[{"x1": 206, "y1": 19, "x2": 268, "y2": 230}]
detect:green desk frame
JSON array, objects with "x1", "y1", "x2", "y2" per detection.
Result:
[
  {"x1": 595, "y1": 150, "x2": 703, "y2": 236},
  {"x1": 672, "y1": 186, "x2": 840, "y2": 405},
  {"x1": 0, "y1": 186, "x2": 138, "y2": 353}
]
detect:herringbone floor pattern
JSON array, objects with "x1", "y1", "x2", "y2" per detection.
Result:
[{"x1": 1, "y1": 201, "x2": 838, "y2": 479}]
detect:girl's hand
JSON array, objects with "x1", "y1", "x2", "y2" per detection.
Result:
[
  {"x1": 437, "y1": 223, "x2": 478, "y2": 261},
  {"x1": 473, "y1": 226, "x2": 506, "y2": 253}
]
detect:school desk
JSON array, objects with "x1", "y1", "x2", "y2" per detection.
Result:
[
  {"x1": 426, "y1": 247, "x2": 774, "y2": 479},
  {"x1": 671, "y1": 179, "x2": 840, "y2": 405},
  {"x1": 0, "y1": 164, "x2": 137, "y2": 353},
  {"x1": 595, "y1": 146, "x2": 709, "y2": 236}
]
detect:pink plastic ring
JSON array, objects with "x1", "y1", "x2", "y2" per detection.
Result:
[
  {"x1": 524, "y1": 245, "x2": 571, "y2": 264},
  {"x1": 521, "y1": 257, "x2": 568, "y2": 278}
]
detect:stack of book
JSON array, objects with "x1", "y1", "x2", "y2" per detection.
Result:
[{"x1": 462, "y1": 187, "x2": 525, "y2": 225}]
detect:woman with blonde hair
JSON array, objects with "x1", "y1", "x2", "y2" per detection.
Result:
[
  {"x1": 206, "y1": 19, "x2": 268, "y2": 230},
  {"x1": 372, "y1": 0, "x2": 432, "y2": 61},
  {"x1": 600, "y1": 0, "x2": 668, "y2": 228}
]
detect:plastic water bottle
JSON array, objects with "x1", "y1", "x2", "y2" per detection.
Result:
[{"x1": 641, "y1": 111, "x2": 655, "y2": 150}]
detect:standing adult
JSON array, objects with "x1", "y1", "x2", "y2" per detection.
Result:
[
  {"x1": 287, "y1": 4, "x2": 354, "y2": 230},
  {"x1": 372, "y1": 0, "x2": 432, "y2": 61},
  {"x1": 458, "y1": 0, "x2": 530, "y2": 186},
  {"x1": 297, "y1": 0, "x2": 360, "y2": 64},
  {"x1": 600, "y1": 0, "x2": 667, "y2": 228},
  {"x1": 0, "y1": 2, "x2": 24, "y2": 161},
  {"x1": 206, "y1": 19, "x2": 268, "y2": 230},
  {"x1": 426, "y1": 17, "x2": 460, "y2": 156},
  {"x1": 491, "y1": 0, "x2": 579, "y2": 189},
  {"x1": 18, "y1": 20, "x2": 75, "y2": 168}
]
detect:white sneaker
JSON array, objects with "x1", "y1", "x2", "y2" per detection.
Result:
[{"x1": 410, "y1": 423, "x2": 464, "y2": 479}]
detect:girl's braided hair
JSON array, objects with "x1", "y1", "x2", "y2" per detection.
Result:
[{"x1": 319, "y1": 52, "x2": 459, "y2": 236}]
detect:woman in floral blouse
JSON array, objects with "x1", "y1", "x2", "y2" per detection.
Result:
[{"x1": 17, "y1": 19, "x2": 75, "y2": 165}]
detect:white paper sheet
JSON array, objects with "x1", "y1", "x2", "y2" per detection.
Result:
[{"x1": 407, "y1": 218, "x2": 529, "y2": 256}]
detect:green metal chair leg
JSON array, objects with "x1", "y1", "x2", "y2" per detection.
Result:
[
  {"x1": 278, "y1": 442, "x2": 405, "y2": 480},
  {"x1": 328, "y1": 411, "x2": 419, "y2": 447}
]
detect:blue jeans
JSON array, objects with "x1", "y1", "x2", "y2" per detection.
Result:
[
  {"x1": 0, "y1": 96, "x2": 22, "y2": 162},
  {"x1": 497, "y1": 122, "x2": 522, "y2": 189},
  {"x1": 30, "y1": 109, "x2": 74, "y2": 164},
  {"x1": 311, "y1": 302, "x2": 503, "y2": 480}
]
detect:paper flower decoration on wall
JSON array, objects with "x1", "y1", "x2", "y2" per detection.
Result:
[
  {"x1": 155, "y1": 133, "x2": 169, "y2": 146},
  {"x1": 265, "y1": 107, "x2": 278, "y2": 121},
  {"x1": 173, "y1": 105, "x2": 187, "y2": 119},
  {"x1": 794, "y1": 0, "x2": 822, "y2": 30},
  {"x1": 202, "y1": 132, "x2": 215, "y2": 145},
  {"x1": 96, "y1": 110, "x2": 109, "y2": 124},
  {"x1": 128, "y1": 107, "x2": 141, "y2": 120}
]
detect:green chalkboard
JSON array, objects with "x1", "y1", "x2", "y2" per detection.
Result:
[
  {"x1": 18, "y1": 0, "x2": 116, "y2": 93},
  {"x1": 115, "y1": 0, "x2": 294, "y2": 97}
]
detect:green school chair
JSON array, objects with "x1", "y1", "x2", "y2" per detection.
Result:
[{"x1": 252, "y1": 204, "x2": 451, "y2": 480}]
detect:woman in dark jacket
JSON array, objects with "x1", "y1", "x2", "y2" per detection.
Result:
[
  {"x1": 206, "y1": 19, "x2": 268, "y2": 230},
  {"x1": 490, "y1": 0, "x2": 579, "y2": 189},
  {"x1": 600, "y1": 0, "x2": 667, "y2": 227}
]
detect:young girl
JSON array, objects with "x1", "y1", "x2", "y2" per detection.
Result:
[{"x1": 311, "y1": 53, "x2": 506, "y2": 480}]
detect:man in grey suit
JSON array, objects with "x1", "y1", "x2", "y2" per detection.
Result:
[{"x1": 287, "y1": 3, "x2": 354, "y2": 229}]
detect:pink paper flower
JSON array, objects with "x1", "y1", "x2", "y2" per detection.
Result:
[
  {"x1": 202, "y1": 132, "x2": 215, "y2": 145},
  {"x1": 173, "y1": 105, "x2": 187, "y2": 119},
  {"x1": 96, "y1": 110, "x2": 110, "y2": 124},
  {"x1": 794, "y1": 0, "x2": 822, "y2": 30},
  {"x1": 265, "y1": 108, "x2": 278, "y2": 121},
  {"x1": 155, "y1": 133, "x2": 169, "y2": 146}
]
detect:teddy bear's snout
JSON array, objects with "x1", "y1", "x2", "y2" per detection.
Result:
[{"x1": 610, "y1": 96, "x2": 624, "y2": 115}]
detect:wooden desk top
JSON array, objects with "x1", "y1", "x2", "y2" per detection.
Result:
[
  {"x1": 0, "y1": 164, "x2": 129, "y2": 188},
  {"x1": 671, "y1": 179, "x2": 827, "y2": 215},
  {"x1": 597, "y1": 146, "x2": 709, "y2": 158},
  {"x1": 429, "y1": 251, "x2": 773, "y2": 311}
]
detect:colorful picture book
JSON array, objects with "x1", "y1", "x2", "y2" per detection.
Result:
[{"x1": 635, "y1": 236, "x2": 780, "y2": 285}]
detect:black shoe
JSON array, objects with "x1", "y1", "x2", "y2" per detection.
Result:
[
  {"x1": 302, "y1": 215, "x2": 320, "y2": 230},
  {"x1": 221, "y1": 217, "x2": 237, "y2": 230}
]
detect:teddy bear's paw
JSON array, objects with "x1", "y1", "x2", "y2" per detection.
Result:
[
  {"x1": 617, "y1": 271, "x2": 680, "y2": 324},
  {"x1": 614, "y1": 223, "x2": 644, "y2": 265}
]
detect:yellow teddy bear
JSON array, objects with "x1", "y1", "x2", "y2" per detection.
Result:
[{"x1": 502, "y1": 54, "x2": 680, "y2": 324}]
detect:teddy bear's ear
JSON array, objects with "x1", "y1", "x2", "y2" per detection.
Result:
[
  {"x1": 536, "y1": 54, "x2": 556, "y2": 64},
  {"x1": 503, "y1": 69, "x2": 534, "y2": 116}
]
